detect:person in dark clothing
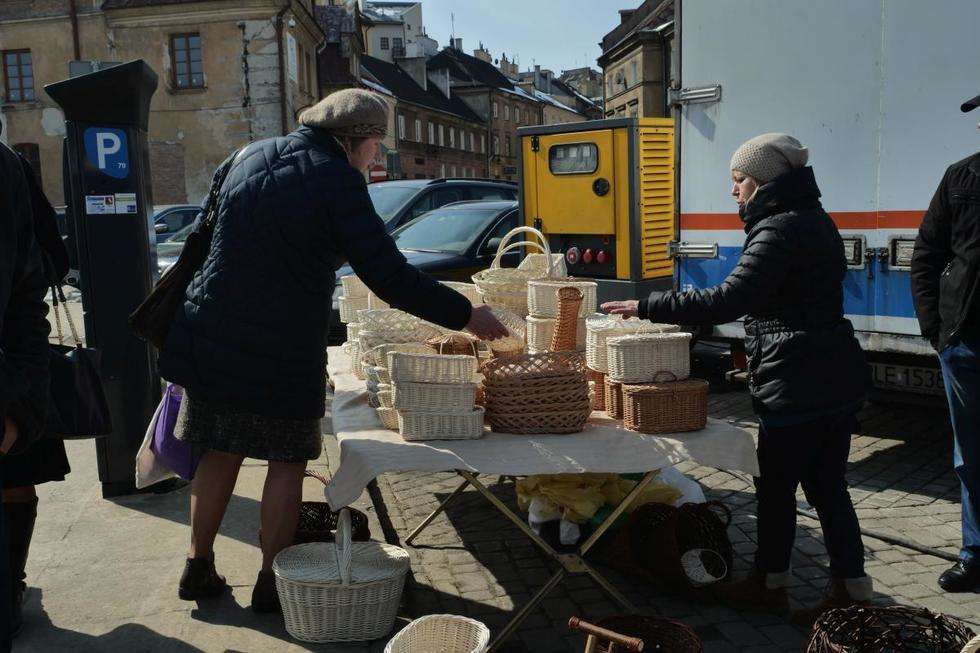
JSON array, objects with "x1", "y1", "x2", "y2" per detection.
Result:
[
  {"x1": 911, "y1": 93, "x2": 980, "y2": 593},
  {"x1": 0, "y1": 136, "x2": 53, "y2": 646},
  {"x1": 603, "y1": 133, "x2": 872, "y2": 620},
  {"x1": 158, "y1": 89, "x2": 506, "y2": 612}
]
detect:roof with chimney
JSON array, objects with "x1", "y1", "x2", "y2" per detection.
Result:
[
  {"x1": 361, "y1": 1, "x2": 416, "y2": 24},
  {"x1": 600, "y1": 0, "x2": 673, "y2": 53},
  {"x1": 361, "y1": 55, "x2": 483, "y2": 123},
  {"x1": 427, "y1": 47, "x2": 515, "y2": 91}
]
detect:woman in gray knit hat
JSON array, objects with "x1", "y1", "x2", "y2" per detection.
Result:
[
  {"x1": 159, "y1": 88, "x2": 506, "y2": 613},
  {"x1": 603, "y1": 133, "x2": 872, "y2": 622}
]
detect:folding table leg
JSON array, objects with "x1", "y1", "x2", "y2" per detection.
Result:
[
  {"x1": 404, "y1": 475, "x2": 472, "y2": 545},
  {"x1": 488, "y1": 568, "x2": 567, "y2": 653}
]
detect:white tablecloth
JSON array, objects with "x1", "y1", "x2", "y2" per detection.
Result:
[{"x1": 323, "y1": 347, "x2": 759, "y2": 509}]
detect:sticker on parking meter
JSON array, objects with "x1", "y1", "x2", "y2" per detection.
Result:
[
  {"x1": 83, "y1": 127, "x2": 129, "y2": 179},
  {"x1": 114, "y1": 193, "x2": 137, "y2": 214},
  {"x1": 85, "y1": 195, "x2": 115, "y2": 214}
]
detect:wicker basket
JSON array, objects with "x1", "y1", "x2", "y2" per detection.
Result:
[
  {"x1": 392, "y1": 381, "x2": 477, "y2": 412},
  {"x1": 527, "y1": 279, "x2": 598, "y2": 318},
  {"x1": 594, "y1": 615, "x2": 703, "y2": 653},
  {"x1": 484, "y1": 384, "x2": 590, "y2": 412},
  {"x1": 472, "y1": 227, "x2": 563, "y2": 316},
  {"x1": 372, "y1": 343, "x2": 433, "y2": 367},
  {"x1": 349, "y1": 340, "x2": 362, "y2": 375},
  {"x1": 389, "y1": 352, "x2": 477, "y2": 385},
  {"x1": 377, "y1": 384, "x2": 393, "y2": 408},
  {"x1": 482, "y1": 306, "x2": 527, "y2": 359},
  {"x1": 346, "y1": 322, "x2": 362, "y2": 345},
  {"x1": 339, "y1": 296, "x2": 370, "y2": 324},
  {"x1": 385, "y1": 614, "x2": 490, "y2": 653},
  {"x1": 607, "y1": 332, "x2": 692, "y2": 383},
  {"x1": 604, "y1": 377, "x2": 625, "y2": 419},
  {"x1": 550, "y1": 287, "x2": 585, "y2": 352},
  {"x1": 358, "y1": 327, "x2": 444, "y2": 364},
  {"x1": 274, "y1": 510, "x2": 410, "y2": 643},
  {"x1": 486, "y1": 406, "x2": 591, "y2": 434},
  {"x1": 294, "y1": 471, "x2": 371, "y2": 545},
  {"x1": 377, "y1": 407, "x2": 399, "y2": 430},
  {"x1": 587, "y1": 368, "x2": 607, "y2": 411},
  {"x1": 441, "y1": 281, "x2": 484, "y2": 306},
  {"x1": 807, "y1": 605, "x2": 976, "y2": 653},
  {"x1": 363, "y1": 363, "x2": 381, "y2": 384},
  {"x1": 426, "y1": 333, "x2": 480, "y2": 357},
  {"x1": 585, "y1": 316, "x2": 680, "y2": 373},
  {"x1": 357, "y1": 309, "x2": 423, "y2": 334},
  {"x1": 340, "y1": 275, "x2": 369, "y2": 298},
  {"x1": 623, "y1": 377, "x2": 708, "y2": 434},
  {"x1": 398, "y1": 408, "x2": 486, "y2": 441},
  {"x1": 367, "y1": 293, "x2": 389, "y2": 310},
  {"x1": 526, "y1": 316, "x2": 586, "y2": 353},
  {"x1": 480, "y1": 351, "x2": 586, "y2": 383}
]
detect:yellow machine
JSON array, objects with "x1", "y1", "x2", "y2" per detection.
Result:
[{"x1": 517, "y1": 117, "x2": 675, "y2": 300}]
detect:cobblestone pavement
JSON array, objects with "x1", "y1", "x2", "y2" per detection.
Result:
[{"x1": 326, "y1": 377, "x2": 973, "y2": 652}]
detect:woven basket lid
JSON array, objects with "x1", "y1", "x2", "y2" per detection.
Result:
[
  {"x1": 274, "y1": 542, "x2": 409, "y2": 585},
  {"x1": 623, "y1": 378, "x2": 709, "y2": 395},
  {"x1": 608, "y1": 331, "x2": 691, "y2": 347}
]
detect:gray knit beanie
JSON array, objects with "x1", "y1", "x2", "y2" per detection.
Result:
[
  {"x1": 730, "y1": 133, "x2": 809, "y2": 183},
  {"x1": 299, "y1": 89, "x2": 388, "y2": 138}
]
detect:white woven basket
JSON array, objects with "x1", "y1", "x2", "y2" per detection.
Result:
[
  {"x1": 392, "y1": 382, "x2": 477, "y2": 412},
  {"x1": 373, "y1": 342, "x2": 433, "y2": 365},
  {"x1": 363, "y1": 363, "x2": 381, "y2": 384},
  {"x1": 441, "y1": 281, "x2": 484, "y2": 306},
  {"x1": 367, "y1": 293, "x2": 389, "y2": 310},
  {"x1": 377, "y1": 407, "x2": 399, "y2": 430},
  {"x1": 607, "y1": 332, "x2": 692, "y2": 383},
  {"x1": 472, "y1": 227, "x2": 563, "y2": 317},
  {"x1": 398, "y1": 408, "x2": 485, "y2": 441},
  {"x1": 340, "y1": 275, "x2": 369, "y2": 298},
  {"x1": 527, "y1": 279, "x2": 598, "y2": 318},
  {"x1": 526, "y1": 315, "x2": 586, "y2": 353},
  {"x1": 358, "y1": 326, "x2": 444, "y2": 365},
  {"x1": 274, "y1": 510, "x2": 410, "y2": 643},
  {"x1": 349, "y1": 340, "x2": 363, "y2": 375},
  {"x1": 339, "y1": 296, "x2": 370, "y2": 324},
  {"x1": 346, "y1": 322, "x2": 362, "y2": 344},
  {"x1": 388, "y1": 352, "x2": 476, "y2": 385},
  {"x1": 384, "y1": 614, "x2": 490, "y2": 653},
  {"x1": 585, "y1": 316, "x2": 680, "y2": 373},
  {"x1": 358, "y1": 309, "x2": 421, "y2": 333}
]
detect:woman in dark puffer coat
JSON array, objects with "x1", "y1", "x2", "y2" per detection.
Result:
[{"x1": 603, "y1": 134, "x2": 872, "y2": 622}]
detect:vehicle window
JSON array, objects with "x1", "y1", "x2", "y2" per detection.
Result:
[
  {"x1": 549, "y1": 143, "x2": 599, "y2": 175},
  {"x1": 470, "y1": 187, "x2": 515, "y2": 201},
  {"x1": 407, "y1": 193, "x2": 434, "y2": 220},
  {"x1": 431, "y1": 188, "x2": 466, "y2": 209},
  {"x1": 485, "y1": 212, "x2": 519, "y2": 244},
  {"x1": 368, "y1": 184, "x2": 419, "y2": 224},
  {"x1": 164, "y1": 212, "x2": 185, "y2": 231},
  {"x1": 179, "y1": 209, "x2": 200, "y2": 228},
  {"x1": 393, "y1": 207, "x2": 502, "y2": 254}
]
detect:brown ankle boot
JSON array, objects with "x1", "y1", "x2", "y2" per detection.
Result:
[
  {"x1": 791, "y1": 576, "x2": 873, "y2": 628},
  {"x1": 178, "y1": 555, "x2": 228, "y2": 600},
  {"x1": 713, "y1": 572, "x2": 790, "y2": 613},
  {"x1": 251, "y1": 570, "x2": 281, "y2": 614}
]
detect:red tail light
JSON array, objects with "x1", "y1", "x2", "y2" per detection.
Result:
[
  {"x1": 565, "y1": 247, "x2": 580, "y2": 265},
  {"x1": 597, "y1": 250, "x2": 610, "y2": 264},
  {"x1": 582, "y1": 249, "x2": 594, "y2": 264}
]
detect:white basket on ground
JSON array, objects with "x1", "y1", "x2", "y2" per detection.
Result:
[
  {"x1": 384, "y1": 614, "x2": 490, "y2": 653},
  {"x1": 274, "y1": 509, "x2": 410, "y2": 643},
  {"x1": 585, "y1": 315, "x2": 680, "y2": 373},
  {"x1": 339, "y1": 296, "x2": 370, "y2": 324},
  {"x1": 398, "y1": 408, "x2": 485, "y2": 441},
  {"x1": 526, "y1": 315, "x2": 586, "y2": 353},
  {"x1": 606, "y1": 332, "x2": 693, "y2": 383},
  {"x1": 377, "y1": 407, "x2": 399, "y2": 430},
  {"x1": 472, "y1": 227, "x2": 564, "y2": 317},
  {"x1": 392, "y1": 382, "x2": 477, "y2": 412},
  {"x1": 527, "y1": 279, "x2": 598, "y2": 318},
  {"x1": 441, "y1": 281, "x2": 484, "y2": 306},
  {"x1": 388, "y1": 352, "x2": 476, "y2": 385},
  {"x1": 340, "y1": 275, "x2": 369, "y2": 298}
]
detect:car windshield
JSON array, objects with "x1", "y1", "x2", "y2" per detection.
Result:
[
  {"x1": 166, "y1": 222, "x2": 197, "y2": 244},
  {"x1": 393, "y1": 207, "x2": 503, "y2": 254},
  {"x1": 368, "y1": 184, "x2": 418, "y2": 223}
]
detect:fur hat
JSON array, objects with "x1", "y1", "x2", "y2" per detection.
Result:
[
  {"x1": 299, "y1": 89, "x2": 388, "y2": 137},
  {"x1": 730, "y1": 133, "x2": 809, "y2": 183}
]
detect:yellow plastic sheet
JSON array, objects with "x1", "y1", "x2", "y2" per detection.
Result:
[{"x1": 516, "y1": 471, "x2": 682, "y2": 524}]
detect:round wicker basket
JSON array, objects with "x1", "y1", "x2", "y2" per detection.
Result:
[
  {"x1": 806, "y1": 605, "x2": 976, "y2": 653},
  {"x1": 385, "y1": 614, "x2": 490, "y2": 653},
  {"x1": 607, "y1": 332, "x2": 692, "y2": 383}
]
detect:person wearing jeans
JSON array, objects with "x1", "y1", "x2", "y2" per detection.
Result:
[{"x1": 911, "y1": 93, "x2": 980, "y2": 593}]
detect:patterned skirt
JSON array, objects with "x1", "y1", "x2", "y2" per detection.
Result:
[{"x1": 174, "y1": 393, "x2": 322, "y2": 463}]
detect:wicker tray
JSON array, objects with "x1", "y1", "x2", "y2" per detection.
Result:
[
  {"x1": 623, "y1": 378, "x2": 709, "y2": 434},
  {"x1": 389, "y1": 352, "x2": 477, "y2": 385},
  {"x1": 392, "y1": 381, "x2": 477, "y2": 412},
  {"x1": 398, "y1": 408, "x2": 486, "y2": 441},
  {"x1": 480, "y1": 351, "x2": 586, "y2": 384},
  {"x1": 486, "y1": 405, "x2": 591, "y2": 435},
  {"x1": 339, "y1": 296, "x2": 370, "y2": 324},
  {"x1": 340, "y1": 275, "x2": 369, "y2": 299},
  {"x1": 585, "y1": 316, "x2": 680, "y2": 373},
  {"x1": 605, "y1": 377, "x2": 625, "y2": 419},
  {"x1": 527, "y1": 279, "x2": 598, "y2": 318},
  {"x1": 526, "y1": 316, "x2": 586, "y2": 353},
  {"x1": 607, "y1": 332, "x2": 692, "y2": 383}
]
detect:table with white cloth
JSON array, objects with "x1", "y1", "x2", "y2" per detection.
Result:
[{"x1": 324, "y1": 346, "x2": 759, "y2": 651}]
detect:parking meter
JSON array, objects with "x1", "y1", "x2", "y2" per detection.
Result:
[{"x1": 46, "y1": 60, "x2": 161, "y2": 498}]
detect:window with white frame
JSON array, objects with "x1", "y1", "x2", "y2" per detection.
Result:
[
  {"x1": 428, "y1": 122, "x2": 435, "y2": 144},
  {"x1": 440, "y1": 163, "x2": 446, "y2": 177},
  {"x1": 438, "y1": 125, "x2": 445, "y2": 146},
  {"x1": 397, "y1": 114, "x2": 406, "y2": 140},
  {"x1": 414, "y1": 118, "x2": 422, "y2": 142},
  {"x1": 493, "y1": 134, "x2": 500, "y2": 155},
  {"x1": 515, "y1": 108, "x2": 520, "y2": 124},
  {"x1": 469, "y1": 132, "x2": 475, "y2": 152},
  {"x1": 493, "y1": 102, "x2": 498, "y2": 118},
  {"x1": 481, "y1": 134, "x2": 486, "y2": 153},
  {"x1": 450, "y1": 165, "x2": 456, "y2": 177},
  {"x1": 504, "y1": 104, "x2": 510, "y2": 121},
  {"x1": 449, "y1": 128, "x2": 455, "y2": 148}
]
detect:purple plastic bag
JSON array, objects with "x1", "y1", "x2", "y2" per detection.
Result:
[{"x1": 151, "y1": 384, "x2": 201, "y2": 480}]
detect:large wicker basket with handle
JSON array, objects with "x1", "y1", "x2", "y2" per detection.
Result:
[
  {"x1": 472, "y1": 226, "x2": 563, "y2": 316},
  {"x1": 607, "y1": 332, "x2": 692, "y2": 383},
  {"x1": 274, "y1": 509, "x2": 410, "y2": 643},
  {"x1": 585, "y1": 316, "x2": 679, "y2": 373},
  {"x1": 623, "y1": 375, "x2": 708, "y2": 434}
]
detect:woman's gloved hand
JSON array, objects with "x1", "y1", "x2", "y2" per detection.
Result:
[
  {"x1": 466, "y1": 305, "x2": 510, "y2": 340},
  {"x1": 601, "y1": 300, "x2": 639, "y2": 318}
]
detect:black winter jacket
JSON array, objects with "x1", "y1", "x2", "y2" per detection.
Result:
[
  {"x1": 639, "y1": 167, "x2": 868, "y2": 414},
  {"x1": 158, "y1": 127, "x2": 472, "y2": 419},
  {"x1": 0, "y1": 143, "x2": 51, "y2": 452},
  {"x1": 911, "y1": 153, "x2": 980, "y2": 351}
]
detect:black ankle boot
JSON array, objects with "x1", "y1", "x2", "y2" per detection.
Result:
[
  {"x1": 6, "y1": 498, "x2": 38, "y2": 637},
  {"x1": 178, "y1": 555, "x2": 228, "y2": 600},
  {"x1": 938, "y1": 560, "x2": 980, "y2": 593},
  {"x1": 251, "y1": 570, "x2": 281, "y2": 614}
]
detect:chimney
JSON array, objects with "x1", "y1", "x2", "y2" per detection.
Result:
[
  {"x1": 398, "y1": 57, "x2": 428, "y2": 92},
  {"x1": 619, "y1": 9, "x2": 635, "y2": 24},
  {"x1": 452, "y1": 37, "x2": 463, "y2": 51}
]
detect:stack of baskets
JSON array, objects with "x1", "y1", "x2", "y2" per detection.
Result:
[
  {"x1": 338, "y1": 275, "x2": 370, "y2": 377},
  {"x1": 366, "y1": 342, "x2": 432, "y2": 430},
  {"x1": 388, "y1": 352, "x2": 484, "y2": 441},
  {"x1": 525, "y1": 279, "x2": 597, "y2": 354},
  {"x1": 585, "y1": 316, "x2": 679, "y2": 413},
  {"x1": 472, "y1": 226, "x2": 566, "y2": 317},
  {"x1": 606, "y1": 332, "x2": 709, "y2": 434},
  {"x1": 355, "y1": 309, "x2": 442, "y2": 383}
]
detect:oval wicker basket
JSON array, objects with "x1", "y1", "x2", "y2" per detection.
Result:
[
  {"x1": 377, "y1": 407, "x2": 400, "y2": 430},
  {"x1": 392, "y1": 381, "x2": 477, "y2": 412},
  {"x1": 441, "y1": 281, "x2": 484, "y2": 306},
  {"x1": 339, "y1": 296, "x2": 370, "y2": 324},
  {"x1": 604, "y1": 377, "x2": 625, "y2": 419},
  {"x1": 807, "y1": 605, "x2": 977, "y2": 653},
  {"x1": 472, "y1": 227, "x2": 563, "y2": 316},
  {"x1": 398, "y1": 407, "x2": 486, "y2": 441},
  {"x1": 585, "y1": 316, "x2": 680, "y2": 373},
  {"x1": 274, "y1": 510, "x2": 410, "y2": 643},
  {"x1": 527, "y1": 279, "x2": 598, "y2": 318},
  {"x1": 526, "y1": 315, "x2": 586, "y2": 353},
  {"x1": 340, "y1": 275, "x2": 369, "y2": 299},
  {"x1": 385, "y1": 614, "x2": 490, "y2": 653},
  {"x1": 389, "y1": 352, "x2": 477, "y2": 385},
  {"x1": 480, "y1": 351, "x2": 586, "y2": 384},
  {"x1": 607, "y1": 332, "x2": 692, "y2": 383},
  {"x1": 486, "y1": 406, "x2": 591, "y2": 435},
  {"x1": 622, "y1": 377, "x2": 708, "y2": 434},
  {"x1": 484, "y1": 384, "x2": 590, "y2": 412}
]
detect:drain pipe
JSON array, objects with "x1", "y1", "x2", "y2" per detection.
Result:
[
  {"x1": 68, "y1": 0, "x2": 81, "y2": 60},
  {"x1": 275, "y1": 4, "x2": 291, "y2": 136}
]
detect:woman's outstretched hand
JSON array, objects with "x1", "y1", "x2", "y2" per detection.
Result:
[
  {"x1": 601, "y1": 300, "x2": 640, "y2": 318},
  {"x1": 466, "y1": 304, "x2": 510, "y2": 340}
]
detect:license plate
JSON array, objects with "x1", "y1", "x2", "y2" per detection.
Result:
[{"x1": 871, "y1": 362, "x2": 945, "y2": 396}]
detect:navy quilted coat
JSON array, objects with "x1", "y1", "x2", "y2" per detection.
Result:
[{"x1": 158, "y1": 127, "x2": 472, "y2": 419}]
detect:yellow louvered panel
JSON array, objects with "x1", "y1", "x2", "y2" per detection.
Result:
[{"x1": 638, "y1": 121, "x2": 675, "y2": 279}]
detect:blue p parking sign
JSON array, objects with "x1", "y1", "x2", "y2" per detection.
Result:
[{"x1": 84, "y1": 127, "x2": 129, "y2": 179}]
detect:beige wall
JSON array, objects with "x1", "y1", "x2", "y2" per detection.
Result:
[
  {"x1": 542, "y1": 104, "x2": 586, "y2": 126},
  {"x1": 602, "y1": 41, "x2": 665, "y2": 118}
]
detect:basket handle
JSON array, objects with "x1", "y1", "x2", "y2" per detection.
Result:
[
  {"x1": 652, "y1": 370, "x2": 678, "y2": 383},
  {"x1": 702, "y1": 500, "x2": 733, "y2": 527},
  {"x1": 568, "y1": 618, "x2": 644, "y2": 652},
  {"x1": 303, "y1": 469, "x2": 329, "y2": 486},
  {"x1": 492, "y1": 226, "x2": 554, "y2": 272},
  {"x1": 490, "y1": 240, "x2": 547, "y2": 270},
  {"x1": 335, "y1": 507, "x2": 354, "y2": 586}
]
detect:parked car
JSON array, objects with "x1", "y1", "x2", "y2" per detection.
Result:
[
  {"x1": 329, "y1": 200, "x2": 520, "y2": 343},
  {"x1": 153, "y1": 204, "x2": 201, "y2": 242},
  {"x1": 368, "y1": 178, "x2": 517, "y2": 232},
  {"x1": 155, "y1": 221, "x2": 196, "y2": 276}
]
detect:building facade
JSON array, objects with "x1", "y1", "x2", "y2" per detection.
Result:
[
  {"x1": 560, "y1": 66, "x2": 604, "y2": 105},
  {"x1": 519, "y1": 66, "x2": 602, "y2": 121},
  {"x1": 0, "y1": 0, "x2": 324, "y2": 206},
  {"x1": 597, "y1": 0, "x2": 672, "y2": 118},
  {"x1": 359, "y1": 1, "x2": 435, "y2": 63}
]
